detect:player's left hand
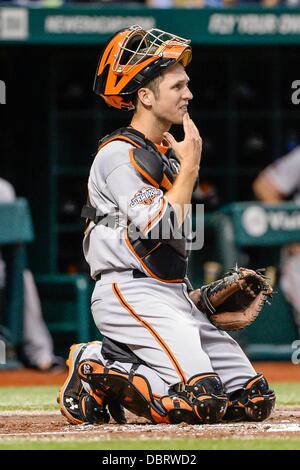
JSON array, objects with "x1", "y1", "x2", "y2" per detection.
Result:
[{"x1": 193, "y1": 267, "x2": 273, "y2": 331}]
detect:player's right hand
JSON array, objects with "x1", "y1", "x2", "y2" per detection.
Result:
[{"x1": 163, "y1": 113, "x2": 202, "y2": 178}]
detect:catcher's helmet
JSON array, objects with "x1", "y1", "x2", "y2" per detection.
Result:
[{"x1": 93, "y1": 25, "x2": 192, "y2": 111}]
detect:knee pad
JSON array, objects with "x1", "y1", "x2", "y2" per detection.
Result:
[
  {"x1": 170, "y1": 373, "x2": 228, "y2": 424},
  {"x1": 224, "y1": 374, "x2": 276, "y2": 422}
]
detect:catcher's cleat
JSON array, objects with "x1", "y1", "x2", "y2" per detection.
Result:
[
  {"x1": 57, "y1": 343, "x2": 89, "y2": 425},
  {"x1": 58, "y1": 342, "x2": 123, "y2": 425}
]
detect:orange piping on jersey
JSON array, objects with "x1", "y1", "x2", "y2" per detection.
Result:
[
  {"x1": 124, "y1": 228, "x2": 184, "y2": 283},
  {"x1": 129, "y1": 148, "x2": 160, "y2": 188},
  {"x1": 112, "y1": 283, "x2": 186, "y2": 384},
  {"x1": 143, "y1": 197, "x2": 167, "y2": 235},
  {"x1": 98, "y1": 135, "x2": 142, "y2": 152}
]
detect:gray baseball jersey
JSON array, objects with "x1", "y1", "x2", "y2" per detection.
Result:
[{"x1": 84, "y1": 139, "x2": 256, "y2": 392}]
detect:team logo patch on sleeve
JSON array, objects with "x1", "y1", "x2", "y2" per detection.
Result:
[{"x1": 130, "y1": 187, "x2": 162, "y2": 207}]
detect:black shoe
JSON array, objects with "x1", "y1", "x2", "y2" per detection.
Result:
[{"x1": 57, "y1": 343, "x2": 88, "y2": 425}]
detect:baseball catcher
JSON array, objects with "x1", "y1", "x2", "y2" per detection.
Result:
[{"x1": 58, "y1": 25, "x2": 276, "y2": 426}]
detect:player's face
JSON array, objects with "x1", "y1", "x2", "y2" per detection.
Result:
[{"x1": 151, "y1": 63, "x2": 193, "y2": 125}]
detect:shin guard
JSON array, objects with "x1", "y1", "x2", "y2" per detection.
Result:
[{"x1": 223, "y1": 374, "x2": 276, "y2": 422}]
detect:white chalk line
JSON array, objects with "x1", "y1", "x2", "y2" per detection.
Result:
[{"x1": 0, "y1": 410, "x2": 59, "y2": 416}]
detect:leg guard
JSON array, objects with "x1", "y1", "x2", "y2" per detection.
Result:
[
  {"x1": 78, "y1": 358, "x2": 176, "y2": 424},
  {"x1": 223, "y1": 374, "x2": 276, "y2": 422},
  {"x1": 79, "y1": 360, "x2": 228, "y2": 425},
  {"x1": 170, "y1": 373, "x2": 228, "y2": 424}
]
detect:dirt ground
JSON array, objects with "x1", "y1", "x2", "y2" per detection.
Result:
[{"x1": 1, "y1": 408, "x2": 300, "y2": 441}]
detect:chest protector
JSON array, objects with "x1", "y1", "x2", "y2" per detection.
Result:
[{"x1": 82, "y1": 127, "x2": 190, "y2": 282}]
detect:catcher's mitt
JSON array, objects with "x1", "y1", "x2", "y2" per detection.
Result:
[{"x1": 198, "y1": 267, "x2": 273, "y2": 331}]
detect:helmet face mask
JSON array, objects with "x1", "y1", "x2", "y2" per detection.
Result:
[
  {"x1": 112, "y1": 28, "x2": 151, "y2": 74},
  {"x1": 94, "y1": 25, "x2": 192, "y2": 111}
]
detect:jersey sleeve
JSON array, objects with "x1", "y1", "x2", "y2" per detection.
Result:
[
  {"x1": 106, "y1": 161, "x2": 179, "y2": 238},
  {"x1": 95, "y1": 140, "x2": 178, "y2": 238},
  {"x1": 262, "y1": 147, "x2": 300, "y2": 197}
]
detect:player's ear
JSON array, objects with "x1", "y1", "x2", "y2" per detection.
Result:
[{"x1": 137, "y1": 87, "x2": 153, "y2": 108}]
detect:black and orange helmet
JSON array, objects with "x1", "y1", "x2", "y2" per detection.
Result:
[{"x1": 94, "y1": 25, "x2": 192, "y2": 111}]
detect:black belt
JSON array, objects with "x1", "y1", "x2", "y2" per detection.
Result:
[{"x1": 95, "y1": 269, "x2": 148, "y2": 281}]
